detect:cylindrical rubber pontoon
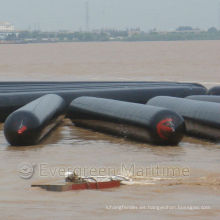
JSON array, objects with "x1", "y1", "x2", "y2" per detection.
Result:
[
  {"x1": 187, "y1": 95, "x2": 220, "y2": 103},
  {"x1": 0, "y1": 81, "x2": 206, "y2": 87},
  {"x1": 147, "y1": 96, "x2": 220, "y2": 140},
  {"x1": 208, "y1": 86, "x2": 220, "y2": 95},
  {"x1": 0, "y1": 81, "x2": 207, "y2": 94},
  {"x1": 0, "y1": 85, "x2": 206, "y2": 122},
  {"x1": 67, "y1": 97, "x2": 185, "y2": 145},
  {"x1": 4, "y1": 94, "x2": 66, "y2": 146}
]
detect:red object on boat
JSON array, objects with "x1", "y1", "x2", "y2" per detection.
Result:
[{"x1": 71, "y1": 180, "x2": 121, "y2": 190}]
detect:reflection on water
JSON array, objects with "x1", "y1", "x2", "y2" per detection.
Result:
[{"x1": 0, "y1": 41, "x2": 220, "y2": 219}]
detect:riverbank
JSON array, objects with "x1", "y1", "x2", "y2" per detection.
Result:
[{"x1": 1, "y1": 28, "x2": 220, "y2": 44}]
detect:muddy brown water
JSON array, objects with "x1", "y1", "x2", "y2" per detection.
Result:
[{"x1": 0, "y1": 41, "x2": 220, "y2": 219}]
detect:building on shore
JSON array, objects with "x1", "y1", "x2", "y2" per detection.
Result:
[
  {"x1": 0, "y1": 22, "x2": 16, "y2": 41},
  {"x1": 0, "y1": 22, "x2": 15, "y2": 32}
]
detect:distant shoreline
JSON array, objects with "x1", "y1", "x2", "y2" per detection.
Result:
[
  {"x1": 1, "y1": 39, "x2": 220, "y2": 45},
  {"x1": 1, "y1": 28, "x2": 220, "y2": 44}
]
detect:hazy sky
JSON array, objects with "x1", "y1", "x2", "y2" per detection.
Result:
[{"x1": 0, "y1": 0, "x2": 220, "y2": 31}]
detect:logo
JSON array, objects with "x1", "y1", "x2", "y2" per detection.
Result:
[
  {"x1": 156, "y1": 118, "x2": 175, "y2": 140},
  {"x1": 17, "y1": 162, "x2": 35, "y2": 179}
]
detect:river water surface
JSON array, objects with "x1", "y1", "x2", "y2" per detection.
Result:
[{"x1": 0, "y1": 41, "x2": 220, "y2": 220}]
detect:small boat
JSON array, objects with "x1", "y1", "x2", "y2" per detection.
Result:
[{"x1": 31, "y1": 172, "x2": 128, "y2": 192}]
